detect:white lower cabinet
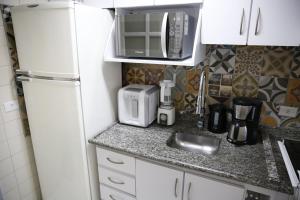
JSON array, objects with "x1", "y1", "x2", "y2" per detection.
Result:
[
  {"x1": 136, "y1": 159, "x2": 245, "y2": 200},
  {"x1": 100, "y1": 184, "x2": 136, "y2": 200},
  {"x1": 99, "y1": 167, "x2": 136, "y2": 196},
  {"x1": 183, "y1": 173, "x2": 245, "y2": 200},
  {"x1": 97, "y1": 148, "x2": 288, "y2": 200},
  {"x1": 136, "y1": 159, "x2": 184, "y2": 200}
]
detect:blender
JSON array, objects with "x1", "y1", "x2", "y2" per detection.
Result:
[{"x1": 157, "y1": 75, "x2": 176, "y2": 126}]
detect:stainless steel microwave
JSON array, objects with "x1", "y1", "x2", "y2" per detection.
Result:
[{"x1": 115, "y1": 10, "x2": 195, "y2": 60}]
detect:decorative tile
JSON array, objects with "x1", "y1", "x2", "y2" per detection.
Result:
[
  {"x1": 173, "y1": 91, "x2": 185, "y2": 111},
  {"x1": 208, "y1": 73, "x2": 221, "y2": 85},
  {"x1": 209, "y1": 48, "x2": 235, "y2": 74},
  {"x1": 235, "y1": 46, "x2": 264, "y2": 76},
  {"x1": 184, "y1": 93, "x2": 198, "y2": 110},
  {"x1": 257, "y1": 76, "x2": 288, "y2": 104},
  {"x1": 280, "y1": 113, "x2": 300, "y2": 128},
  {"x1": 219, "y1": 86, "x2": 232, "y2": 98},
  {"x1": 208, "y1": 85, "x2": 220, "y2": 97},
  {"x1": 121, "y1": 46, "x2": 299, "y2": 129},
  {"x1": 206, "y1": 95, "x2": 219, "y2": 106},
  {"x1": 186, "y1": 67, "x2": 200, "y2": 95},
  {"x1": 260, "y1": 102, "x2": 281, "y2": 128},
  {"x1": 261, "y1": 48, "x2": 293, "y2": 78},
  {"x1": 220, "y1": 74, "x2": 232, "y2": 86},
  {"x1": 144, "y1": 65, "x2": 165, "y2": 85},
  {"x1": 290, "y1": 51, "x2": 300, "y2": 78},
  {"x1": 286, "y1": 79, "x2": 300, "y2": 106},
  {"x1": 209, "y1": 45, "x2": 236, "y2": 52},
  {"x1": 264, "y1": 46, "x2": 295, "y2": 52},
  {"x1": 122, "y1": 66, "x2": 128, "y2": 86},
  {"x1": 232, "y1": 73, "x2": 259, "y2": 97},
  {"x1": 125, "y1": 66, "x2": 145, "y2": 84}
]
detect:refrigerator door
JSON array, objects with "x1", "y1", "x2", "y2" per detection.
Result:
[
  {"x1": 20, "y1": 77, "x2": 91, "y2": 200},
  {"x1": 11, "y1": 3, "x2": 79, "y2": 78}
]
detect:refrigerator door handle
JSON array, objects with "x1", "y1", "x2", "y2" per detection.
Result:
[
  {"x1": 16, "y1": 76, "x2": 32, "y2": 82},
  {"x1": 16, "y1": 69, "x2": 31, "y2": 76}
]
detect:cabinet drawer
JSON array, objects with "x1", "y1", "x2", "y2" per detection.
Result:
[
  {"x1": 100, "y1": 184, "x2": 136, "y2": 200},
  {"x1": 99, "y1": 167, "x2": 136, "y2": 195},
  {"x1": 97, "y1": 148, "x2": 135, "y2": 175}
]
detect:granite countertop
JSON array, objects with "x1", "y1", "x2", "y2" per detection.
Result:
[{"x1": 89, "y1": 117, "x2": 298, "y2": 195}]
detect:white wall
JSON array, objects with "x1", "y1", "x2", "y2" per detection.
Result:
[{"x1": 0, "y1": 11, "x2": 41, "y2": 200}]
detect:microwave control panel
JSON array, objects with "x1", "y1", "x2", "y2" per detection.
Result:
[{"x1": 168, "y1": 12, "x2": 185, "y2": 58}]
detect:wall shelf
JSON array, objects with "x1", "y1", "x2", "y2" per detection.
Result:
[{"x1": 104, "y1": 4, "x2": 206, "y2": 66}]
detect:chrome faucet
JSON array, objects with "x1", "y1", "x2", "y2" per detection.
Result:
[{"x1": 196, "y1": 68, "x2": 207, "y2": 128}]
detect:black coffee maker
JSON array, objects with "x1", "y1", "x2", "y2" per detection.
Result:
[
  {"x1": 246, "y1": 98, "x2": 262, "y2": 144},
  {"x1": 227, "y1": 97, "x2": 262, "y2": 145},
  {"x1": 208, "y1": 103, "x2": 227, "y2": 134}
]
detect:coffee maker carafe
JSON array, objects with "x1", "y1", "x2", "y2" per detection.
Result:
[{"x1": 227, "y1": 97, "x2": 262, "y2": 145}]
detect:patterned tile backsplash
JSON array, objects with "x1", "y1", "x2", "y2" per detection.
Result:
[{"x1": 122, "y1": 45, "x2": 300, "y2": 128}]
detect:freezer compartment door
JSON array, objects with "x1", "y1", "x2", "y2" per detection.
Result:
[
  {"x1": 20, "y1": 77, "x2": 91, "y2": 200},
  {"x1": 12, "y1": 3, "x2": 79, "y2": 78}
]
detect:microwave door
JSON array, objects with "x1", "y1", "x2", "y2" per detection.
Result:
[
  {"x1": 116, "y1": 12, "x2": 168, "y2": 59},
  {"x1": 148, "y1": 12, "x2": 167, "y2": 58}
]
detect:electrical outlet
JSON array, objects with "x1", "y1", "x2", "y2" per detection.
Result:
[
  {"x1": 3, "y1": 100, "x2": 19, "y2": 112},
  {"x1": 278, "y1": 106, "x2": 298, "y2": 118}
]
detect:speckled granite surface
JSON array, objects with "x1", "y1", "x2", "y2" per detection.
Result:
[{"x1": 89, "y1": 118, "x2": 298, "y2": 195}]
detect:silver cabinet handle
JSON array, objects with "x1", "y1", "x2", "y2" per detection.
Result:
[
  {"x1": 107, "y1": 177, "x2": 125, "y2": 185},
  {"x1": 109, "y1": 194, "x2": 118, "y2": 200},
  {"x1": 240, "y1": 8, "x2": 245, "y2": 35},
  {"x1": 16, "y1": 76, "x2": 32, "y2": 82},
  {"x1": 16, "y1": 69, "x2": 31, "y2": 76},
  {"x1": 174, "y1": 178, "x2": 178, "y2": 197},
  {"x1": 106, "y1": 157, "x2": 124, "y2": 165},
  {"x1": 255, "y1": 8, "x2": 261, "y2": 35},
  {"x1": 161, "y1": 12, "x2": 168, "y2": 58},
  {"x1": 187, "y1": 182, "x2": 192, "y2": 200}
]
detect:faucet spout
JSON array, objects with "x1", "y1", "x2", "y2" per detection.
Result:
[{"x1": 196, "y1": 68, "x2": 206, "y2": 128}]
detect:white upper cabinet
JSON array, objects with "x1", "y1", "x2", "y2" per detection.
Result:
[
  {"x1": 154, "y1": 0, "x2": 202, "y2": 6},
  {"x1": 202, "y1": 0, "x2": 300, "y2": 46},
  {"x1": 136, "y1": 159, "x2": 184, "y2": 200},
  {"x1": 201, "y1": 0, "x2": 252, "y2": 45},
  {"x1": 248, "y1": 0, "x2": 300, "y2": 46},
  {"x1": 114, "y1": 0, "x2": 154, "y2": 8},
  {"x1": 183, "y1": 173, "x2": 245, "y2": 200}
]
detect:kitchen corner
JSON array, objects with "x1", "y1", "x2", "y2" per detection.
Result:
[
  {"x1": 89, "y1": 115, "x2": 296, "y2": 197},
  {"x1": 1, "y1": 0, "x2": 300, "y2": 200}
]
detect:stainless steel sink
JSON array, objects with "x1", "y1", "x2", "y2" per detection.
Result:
[{"x1": 167, "y1": 132, "x2": 221, "y2": 155}]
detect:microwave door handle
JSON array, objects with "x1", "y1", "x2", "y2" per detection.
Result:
[{"x1": 161, "y1": 12, "x2": 168, "y2": 58}]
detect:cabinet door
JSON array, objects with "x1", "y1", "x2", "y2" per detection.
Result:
[
  {"x1": 154, "y1": 0, "x2": 201, "y2": 5},
  {"x1": 248, "y1": 0, "x2": 300, "y2": 46},
  {"x1": 201, "y1": 0, "x2": 252, "y2": 45},
  {"x1": 136, "y1": 160, "x2": 184, "y2": 200},
  {"x1": 114, "y1": 0, "x2": 154, "y2": 8},
  {"x1": 183, "y1": 173, "x2": 245, "y2": 200}
]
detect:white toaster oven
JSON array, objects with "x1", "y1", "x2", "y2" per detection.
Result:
[{"x1": 118, "y1": 84, "x2": 159, "y2": 127}]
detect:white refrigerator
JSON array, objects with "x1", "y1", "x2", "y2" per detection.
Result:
[{"x1": 12, "y1": 2, "x2": 121, "y2": 200}]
